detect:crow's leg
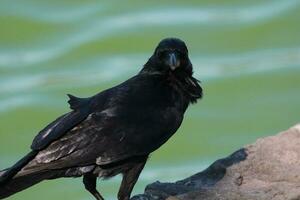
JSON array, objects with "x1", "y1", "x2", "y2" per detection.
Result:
[
  {"x1": 118, "y1": 156, "x2": 148, "y2": 200},
  {"x1": 83, "y1": 174, "x2": 104, "y2": 200}
]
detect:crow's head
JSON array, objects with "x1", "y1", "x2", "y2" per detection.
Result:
[
  {"x1": 142, "y1": 38, "x2": 193, "y2": 75},
  {"x1": 154, "y1": 38, "x2": 189, "y2": 71},
  {"x1": 142, "y1": 38, "x2": 202, "y2": 103}
]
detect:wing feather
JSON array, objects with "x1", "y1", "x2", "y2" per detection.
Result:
[
  {"x1": 31, "y1": 111, "x2": 89, "y2": 150},
  {"x1": 31, "y1": 94, "x2": 92, "y2": 150}
]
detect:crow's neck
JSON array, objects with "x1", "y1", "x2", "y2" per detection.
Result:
[
  {"x1": 141, "y1": 58, "x2": 203, "y2": 106},
  {"x1": 168, "y1": 72, "x2": 203, "y2": 107}
]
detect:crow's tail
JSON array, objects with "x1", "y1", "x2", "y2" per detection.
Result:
[
  {"x1": 0, "y1": 170, "x2": 55, "y2": 199},
  {"x1": 0, "y1": 151, "x2": 38, "y2": 185},
  {"x1": 0, "y1": 150, "x2": 49, "y2": 199}
]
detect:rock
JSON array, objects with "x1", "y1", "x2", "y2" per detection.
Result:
[{"x1": 132, "y1": 124, "x2": 300, "y2": 200}]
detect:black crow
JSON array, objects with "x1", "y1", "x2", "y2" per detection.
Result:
[{"x1": 0, "y1": 38, "x2": 202, "y2": 200}]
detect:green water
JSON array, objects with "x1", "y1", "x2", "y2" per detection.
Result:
[{"x1": 0, "y1": 0, "x2": 300, "y2": 199}]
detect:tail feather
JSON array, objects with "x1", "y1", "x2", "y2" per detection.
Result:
[
  {"x1": 0, "y1": 151, "x2": 38, "y2": 185},
  {"x1": 0, "y1": 150, "x2": 42, "y2": 199},
  {"x1": 0, "y1": 171, "x2": 54, "y2": 199},
  {"x1": 0, "y1": 151, "x2": 87, "y2": 199}
]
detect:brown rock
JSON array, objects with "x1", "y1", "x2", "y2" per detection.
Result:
[{"x1": 131, "y1": 124, "x2": 300, "y2": 200}]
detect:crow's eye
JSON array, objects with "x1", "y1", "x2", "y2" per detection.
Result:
[
  {"x1": 157, "y1": 50, "x2": 167, "y2": 59},
  {"x1": 175, "y1": 50, "x2": 185, "y2": 59}
]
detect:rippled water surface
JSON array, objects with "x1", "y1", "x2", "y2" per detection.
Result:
[{"x1": 0, "y1": 0, "x2": 300, "y2": 199}]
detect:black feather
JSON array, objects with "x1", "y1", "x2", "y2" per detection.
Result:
[
  {"x1": 67, "y1": 94, "x2": 91, "y2": 111},
  {"x1": 0, "y1": 151, "x2": 38, "y2": 186}
]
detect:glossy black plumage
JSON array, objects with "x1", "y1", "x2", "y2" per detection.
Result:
[{"x1": 0, "y1": 38, "x2": 202, "y2": 200}]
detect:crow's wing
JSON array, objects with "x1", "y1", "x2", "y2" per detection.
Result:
[
  {"x1": 21, "y1": 76, "x2": 181, "y2": 174},
  {"x1": 23, "y1": 104, "x2": 177, "y2": 175},
  {"x1": 31, "y1": 94, "x2": 93, "y2": 150}
]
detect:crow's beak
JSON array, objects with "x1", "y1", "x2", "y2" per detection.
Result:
[{"x1": 167, "y1": 52, "x2": 180, "y2": 70}]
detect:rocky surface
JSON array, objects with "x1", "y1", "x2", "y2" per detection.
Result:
[{"x1": 131, "y1": 124, "x2": 300, "y2": 200}]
